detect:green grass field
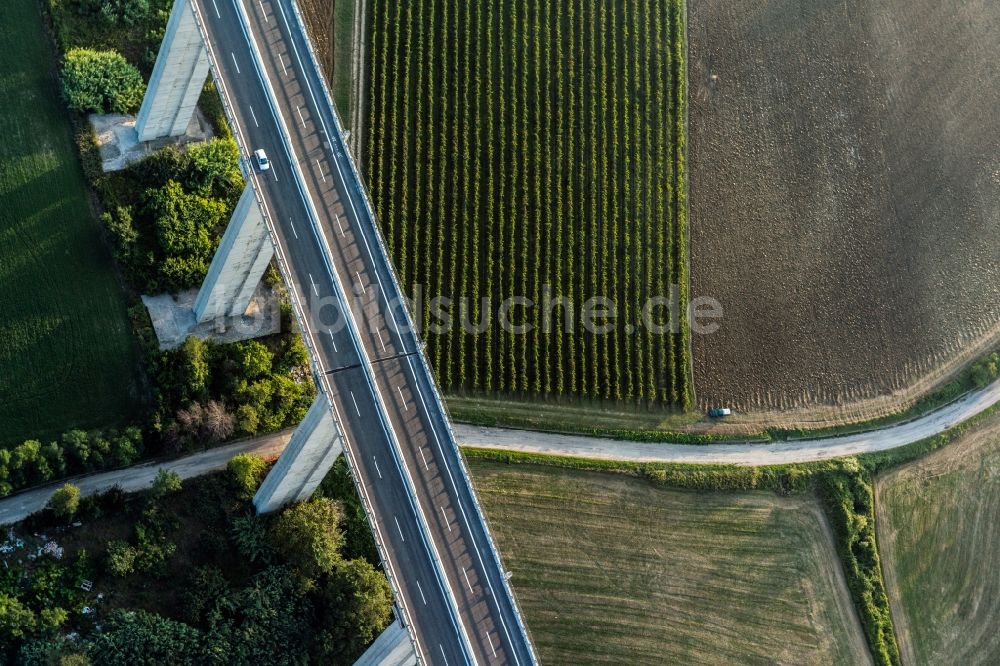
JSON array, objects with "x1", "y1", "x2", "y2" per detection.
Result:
[
  {"x1": 364, "y1": 0, "x2": 691, "y2": 408},
  {"x1": 470, "y1": 461, "x2": 871, "y2": 664},
  {"x1": 0, "y1": 0, "x2": 144, "y2": 447},
  {"x1": 875, "y1": 413, "x2": 1000, "y2": 665}
]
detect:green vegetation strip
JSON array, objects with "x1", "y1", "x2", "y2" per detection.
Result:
[{"x1": 364, "y1": 0, "x2": 690, "y2": 407}]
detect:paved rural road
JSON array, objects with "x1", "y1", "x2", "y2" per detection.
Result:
[
  {"x1": 455, "y1": 379, "x2": 1000, "y2": 466},
  {"x1": 0, "y1": 429, "x2": 294, "y2": 527},
  {"x1": 189, "y1": 0, "x2": 535, "y2": 663}
]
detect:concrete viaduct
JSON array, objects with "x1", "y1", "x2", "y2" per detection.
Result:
[{"x1": 137, "y1": 0, "x2": 537, "y2": 664}]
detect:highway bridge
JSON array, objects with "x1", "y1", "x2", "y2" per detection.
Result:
[{"x1": 138, "y1": 0, "x2": 538, "y2": 663}]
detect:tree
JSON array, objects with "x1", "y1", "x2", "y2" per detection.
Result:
[
  {"x1": 60, "y1": 48, "x2": 144, "y2": 114},
  {"x1": 227, "y1": 453, "x2": 268, "y2": 500},
  {"x1": 106, "y1": 540, "x2": 138, "y2": 577},
  {"x1": 316, "y1": 456, "x2": 378, "y2": 563},
  {"x1": 110, "y1": 428, "x2": 142, "y2": 467},
  {"x1": 175, "y1": 401, "x2": 233, "y2": 446},
  {"x1": 275, "y1": 335, "x2": 310, "y2": 374},
  {"x1": 235, "y1": 340, "x2": 274, "y2": 379},
  {"x1": 47, "y1": 483, "x2": 81, "y2": 520},
  {"x1": 270, "y1": 498, "x2": 344, "y2": 580},
  {"x1": 9, "y1": 440, "x2": 42, "y2": 486},
  {"x1": 41, "y1": 442, "x2": 67, "y2": 479},
  {"x1": 166, "y1": 336, "x2": 210, "y2": 404},
  {"x1": 151, "y1": 469, "x2": 182, "y2": 498},
  {"x1": 62, "y1": 430, "x2": 91, "y2": 470},
  {"x1": 202, "y1": 566, "x2": 312, "y2": 666},
  {"x1": 311, "y1": 558, "x2": 393, "y2": 663},
  {"x1": 235, "y1": 404, "x2": 260, "y2": 436},
  {"x1": 202, "y1": 401, "x2": 235, "y2": 442}
]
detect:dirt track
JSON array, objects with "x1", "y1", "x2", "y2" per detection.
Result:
[
  {"x1": 455, "y1": 378, "x2": 1000, "y2": 466},
  {"x1": 4, "y1": 378, "x2": 996, "y2": 527},
  {"x1": 688, "y1": 0, "x2": 1000, "y2": 420}
]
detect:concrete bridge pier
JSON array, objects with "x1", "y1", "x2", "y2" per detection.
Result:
[
  {"x1": 194, "y1": 185, "x2": 274, "y2": 322},
  {"x1": 353, "y1": 619, "x2": 417, "y2": 666},
  {"x1": 254, "y1": 394, "x2": 344, "y2": 513},
  {"x1": 136, "y1": 0, "x2": 210, "y2": 141}
]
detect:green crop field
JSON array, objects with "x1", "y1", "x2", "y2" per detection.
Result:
[
  {"x1": 470, "y1": 461, "x2": 871, "y2": 664},
  {"x1": 364, "y1": 0, "x2": 691, "y2": 408},
  {"x1": 875, "y1": 413, "x2": 1000, "y2": 665},
  {"x1": 0, "y1": 0, "x2": 144, "y2": 446}
]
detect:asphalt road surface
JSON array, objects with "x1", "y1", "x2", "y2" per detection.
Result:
[{"x1": 188, "y1": 0, "x2": 536, "y2": 663}]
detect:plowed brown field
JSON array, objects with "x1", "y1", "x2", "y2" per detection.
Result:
[{"x1": 689, "y1": 0, "x2": 1000, "y2": 419}]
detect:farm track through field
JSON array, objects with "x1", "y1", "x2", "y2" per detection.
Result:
[{"x1": 689, "y1": 0, "x2": 1000, "y2": 419}]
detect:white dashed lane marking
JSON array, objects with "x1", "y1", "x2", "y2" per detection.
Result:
[{"x1": 394, "y1": 516, "x2": 405, "y2": 542}]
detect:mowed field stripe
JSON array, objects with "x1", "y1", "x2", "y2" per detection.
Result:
[
  {"x1": 0, "y1": 0, "x2": 143, "y2": 446},
  {"x1": 469, "y1": 460, "x2": 872, "y2": 665}
]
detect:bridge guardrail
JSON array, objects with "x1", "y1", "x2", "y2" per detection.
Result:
[{"x1": 284, "y1": 0, "x2": 538, "y2": 656}]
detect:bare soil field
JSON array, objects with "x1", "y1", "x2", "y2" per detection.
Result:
[
  {"x1": 689, "y1": 0, "x2": 1000, "y2": 421},
  {"x1": 471, "y1": 460, "x2": 872, "y2": 664},
  {"x1": 875, "y1": 410, "x2": 1000, "y2": 665}
]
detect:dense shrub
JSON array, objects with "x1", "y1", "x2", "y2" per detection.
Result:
[
  {"x1": 227, "y1": 453, "x2": 268, "y2": 501},
  {"x1": 60, "y1": 48, "x2": 144, "y2": 114},
  {"x1": 17, "y1": 636, "x2": 90, "y2": 666},
  {"x1": 180, "y1": 566, "x2": 229, "y2": 625},
  {"x1": 150, "y1": 469, "x2": 182, "y2": 498},
  {"x1": 85, "y1": 609, "x2": 203, "y2": 665},
  {"x1": 230, "y1": 513, "x2": 272, "y2": 564},
  {"x1": 102, "y1": 140, "x2": 242, "y2": 293},
  {"x1": 0, "y1": 593, "x2": 36, "y2": 643},
  {"x1": 145, "y1": 180, "x2": 228, "y2": 291},
  {"x1": 69, "y1": 0, "x2": 152, "y2": 27},
  {"x1": 202, "y1": 566, "x2": 313, "y2": 665},
  {"x1": 315, "y1": 456, "x2": 378, "y2": 564},
  {"x1": 184, "y1": 137, "x2": 242, "y2": 198},
  {"x1": 970, "y1": 351, "x2": 1000, "y2": 388},
  {"x1": 311, "y1": 558, "x2": 393, "y2": 663},
  {"x1": 819, "y1": 463, "x2": 901, "y2": 666},
  {"x1": 106, "y1": 540, "x2": 137, "y2": 577}
]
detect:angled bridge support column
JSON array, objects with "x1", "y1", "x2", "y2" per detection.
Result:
[
  {"x1": 254, "y1": 394, "x2": 344, "y2": 513},
  {"x1": 194, "y1": 185, "x2": 274, "y2": 322},
  {"x1": 353, "y1": 619, "x2": 417, "y2": 666},
  {"x1": 136, "y1": 0, "x2": 210, "y2": 141}
]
